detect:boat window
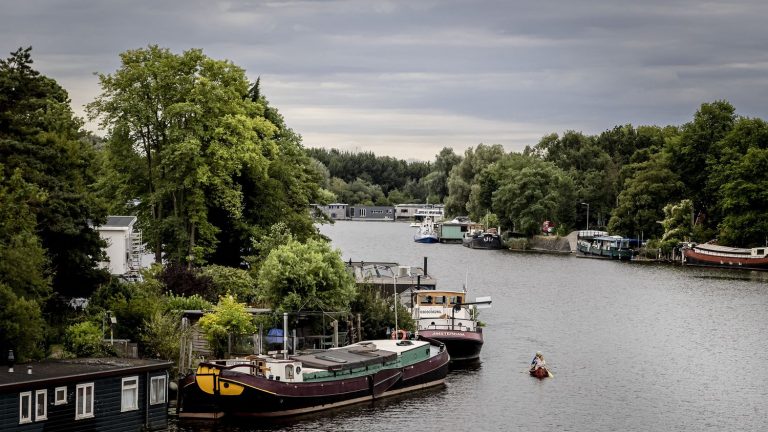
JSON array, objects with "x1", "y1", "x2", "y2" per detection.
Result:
[
  {"x1": 757, "y1": 249, "x2": 765, "y2": 255},
  {"x1": 421, "y1": 296, "x2": 432, "y2": 305},
  {"x1": 449, "y1": 296, "x2": 462, "y2": 304},
  {"x1": 435, "y1": 296, "x2": 446, "y2": 305},
  {"x1": 285, "y1": 365, "x2": 295, "y2": 379}
]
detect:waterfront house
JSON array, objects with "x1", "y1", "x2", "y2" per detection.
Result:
[
  {"x1": 394, "y1": 203, "x2": 445, "y2": 221},
  {"x1": 438, "y1": 218, "x2": 483, "y2": 243},
  {"x1": 313, "y1": 203, "x2": 349, "y2": 220},
  {"x1": 94, "y1": 216, "x2": 144, "y2": 281},
  {"x1": 348, "y1": 206, "x2": 395, "y2": 221},
  {"x1": 0, "y1": 358, "x2": 172, "y2": 431}
]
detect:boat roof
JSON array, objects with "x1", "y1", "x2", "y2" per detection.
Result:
[
  {"x1": 412, "y1": 288, "x2": 465, "y2": 296},
  {"x1": 291, "y1": 340, "x2": 428, "y2": 371},
  {"x1": 0, "y1": 358, "x2": 171, "y2": 391},
  {"x1": 593, "y1": 235, "x2": 628, "y2": 241},
  {"x1": 694, "y1": 243, "x2": 754, "y2": 253}
]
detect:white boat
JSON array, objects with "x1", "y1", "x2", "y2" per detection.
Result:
[
  {"x1": 413, "y1": 217, "x2": 439, "y2": 243},
  {"x1": 408, "y1": 288, "x2": 491, "y2": 362},
  {"x1": 414, "y1": 207, "x2": 444, "y2": 222}
]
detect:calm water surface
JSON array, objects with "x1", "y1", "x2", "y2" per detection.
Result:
[{"x1": 177, "y1": 221, "x2": 768, "y2": 432}]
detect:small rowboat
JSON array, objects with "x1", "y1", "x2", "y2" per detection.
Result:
[{"x1": 530, "y1": 367, "x2": 551, "y2": 379}]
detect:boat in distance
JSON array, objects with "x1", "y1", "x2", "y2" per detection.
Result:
[
  {"x1": 576, "y1": 232, "x2": 633, "y2": 260},
  {"x1": 414, "y1": 216, "x2": 439, "y2": 243},
  {"x1": 178, "y1": 337, "x2": 450, "y2": 419},
  {"x1": 682, "y1": 242, "x2": 768, "y2": 270},
  {"x1": 462, "y1": 227, "x2": 504, "y2": 250}
]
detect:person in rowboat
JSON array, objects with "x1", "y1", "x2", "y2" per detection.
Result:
[{"x1": 530, "y1": 351, "x2": 546, "y2": 371}]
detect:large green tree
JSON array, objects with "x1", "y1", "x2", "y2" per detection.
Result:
[
  {"x1": 0, "y1": 167, "x2": 49, "y2": 360},
  {"x1": 608, "y1": 153, "x2": 685, "y2": 238},
  {"x1": 258, "y1": 238, "x2": 356, "y2": 313},
  {"x1": 482, "y1": 154, "x2": 575, "y2": 235},
  {"x1": 89, "y1": 45, "x2": 273, "y2": 264},
  {"x1": 444, "y1": 144, "x2": 504, "y2": 217},
  {"x1": 0, "y1": 47, "x2": 108, "y2": 297},
  {"x1": 668, "y1": 101, "x2": 736, "y2": 230}
]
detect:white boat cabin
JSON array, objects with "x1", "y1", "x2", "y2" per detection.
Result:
[{"x1": 410, "y1": 290, "x2": 476, "y2": 332}]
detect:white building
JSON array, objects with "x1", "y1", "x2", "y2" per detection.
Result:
[{"x1": 95, "y1": 216, "x2": 144, "y2": 280}]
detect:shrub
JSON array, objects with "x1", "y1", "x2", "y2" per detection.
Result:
[{"x1": 64, "y1": 321, "x2": 104, "y2": 357}]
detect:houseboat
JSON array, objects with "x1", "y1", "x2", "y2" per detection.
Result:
[
  {"x1": 413, "y1": 206, "x2": 445, "y2": 222},
  {"x1": 462, "y1": 227, "x2": 504, "y2": 250},
  {"x1": 576, "y1": 234, "x2": 633, "y2": 260},
  {"x1": 0, "y1": 357, "x2": 171, "y2": 431},
  {"x1": 408, "y1": 289, "x2": 491, "y2": 363},
  {"x1": 682, "y1": 243, "x2": 768, "y2": 270},
  {"x1": 178, "y1": 337, "x2": 450, "y2": 419},
  {"x1": 438, "y1": 217, "x2": 483, "y2": 244}
]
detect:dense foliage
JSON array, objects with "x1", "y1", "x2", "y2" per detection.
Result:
[{"x1": 3, "y1": 44, "x2": 768, "y2": 364}]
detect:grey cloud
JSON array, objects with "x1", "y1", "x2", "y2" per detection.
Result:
[{"x1": 3, "y1": 0, "x2": 768, "y2": 159}]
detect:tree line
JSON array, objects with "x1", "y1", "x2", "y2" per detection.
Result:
[{"x1": 313, "y1": 103, "x2": 768, "y2": 252}]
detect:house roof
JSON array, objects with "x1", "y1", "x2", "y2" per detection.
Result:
[
  {"x1": 101, "y1": 216, "x2": 137, "y2": 228},
  {"x1": 0, "y1": 358, "x2": 172, "y2": 392}
]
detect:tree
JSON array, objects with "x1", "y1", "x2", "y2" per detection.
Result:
[
  {"x1": 659, "y1": 199, "x2": 694, "y2": 251},
  {"x1": 608, "y1": 153, "x2": 685, "y2": 238},
  {"x1": 0, "y1": 47, "x2": 109, "y2": 297},
  {"x1": 258, "y1": 238, "x2": 356, "y2": 313},
  {"x1": 88, "y1": 45, "x2": 273, "y2": 264},
  {"x1": 489, "y1": 156, "x2": 575, "y2": 235},
  {"x1": 201, "y1": 265, "x2": 258, "y2": 305},
  {"x1": 668, "y1": 100, "x2": 736, "y2": 229},
  {"x1": 444, "y1": 144, "x2": 503, "y2": 217},
  {"x1": 198, "y1": 295, "x2": 256, "y2": 357},
  {"x1": 715, "y1": 147, "x2": 768, "y2": 246}
]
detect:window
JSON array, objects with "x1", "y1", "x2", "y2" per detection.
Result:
[
  {"x1": 75, "y1": 383, "x2": 94, "y2": 420},
  {"x1": 121, "y1": 377, "x2": 139, "y2": 412},
  {"x1": 35, "y1": 389, "x2": 47, "y2": 421},
  {"x1": 19, "y1": 392, "x2": 32, "y2": 424},
  {"x1": 150, "y1": 375, "x2": 167, "y2": 405},
  {"x1": 285, "y1": 365, "x2": 295, "y2": 379},
  {"x1": 55, "y1": 387, "x2": 67, "y2": 405}
]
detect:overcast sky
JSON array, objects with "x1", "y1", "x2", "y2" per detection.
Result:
[{"x1": 3, "y1": 0, "x2": 768, "y2": 161}]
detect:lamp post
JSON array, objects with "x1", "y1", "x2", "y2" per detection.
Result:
[
  {"x1": 580, "y1": 202, "x2": 590, "y2": 230},
  {"x1": 392, "y1": 275, "x2": 398, "y2": 336}
]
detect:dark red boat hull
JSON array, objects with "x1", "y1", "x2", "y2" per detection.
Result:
[
  {"x1": 530, "y1": 367, "x2": 550, "y2": 379},
  {"x1": 418, "y1": 329, "x2": 484, "y2": 362}
]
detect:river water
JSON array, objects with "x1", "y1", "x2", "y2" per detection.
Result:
[{"x1": 178, "y1": 221, "x2": 768, "y2": 432}]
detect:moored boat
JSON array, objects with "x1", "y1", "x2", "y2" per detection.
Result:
[
  {"x1": 462, "y1": 227, "x2": 503, "y2": 250},
  {"x1": 178, "y1": 337, "x2": 449, "y2": 419},
  {"x1": 409, "y1": 289, "x2": 491, "y2": 362},
  {"x1": 414, "y1": 217, "x2": 439, "y2": 243},
  {"x1": 682, "y1": 242, "x2": 768, "y2": 270},
  {"x1": 576, "y1": 233, "x2": 633, "y2": 260}
]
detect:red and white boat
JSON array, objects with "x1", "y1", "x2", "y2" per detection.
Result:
[{"x1": 683, "y1": 242, "x2": 768, "y2": 270}]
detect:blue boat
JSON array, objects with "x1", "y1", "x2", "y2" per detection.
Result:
[{"x1": 414, "y1": 217, "x2": 439, "y2": 243}]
